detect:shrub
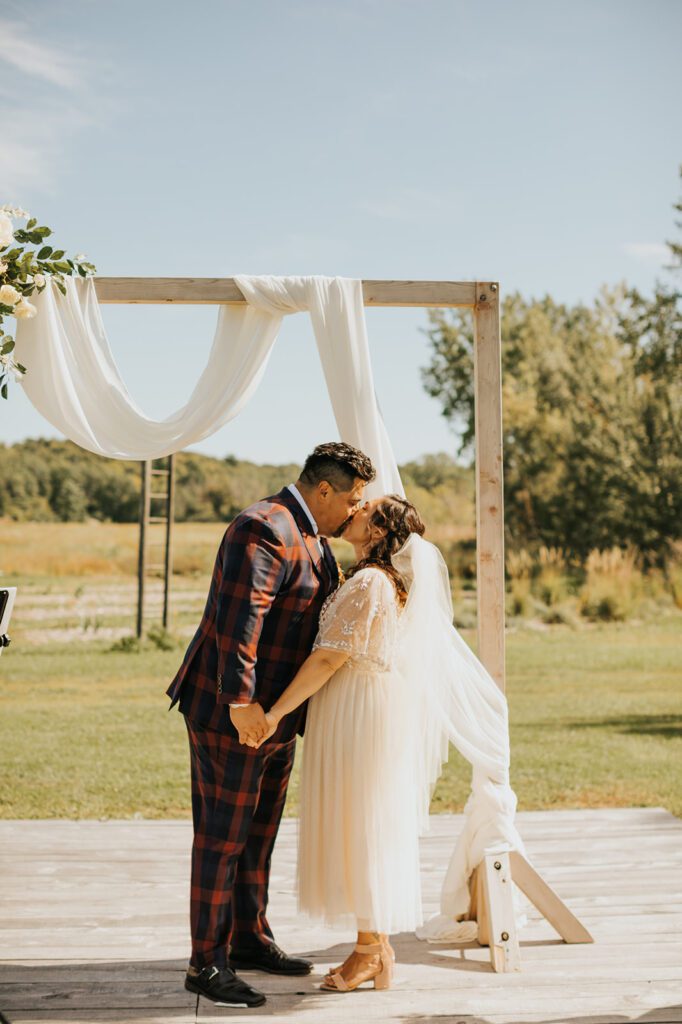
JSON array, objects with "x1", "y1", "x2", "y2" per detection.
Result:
[
  {"x1": 147, "y1": 624, "x2": 178, "y2": 651},
  {"x1": 109, "y1": 635, "x2": 141, "y2": 653}
]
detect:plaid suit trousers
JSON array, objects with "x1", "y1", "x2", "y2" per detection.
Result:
[{"x1": 185, "y1": 718, "x2": 296, "y2": 968}]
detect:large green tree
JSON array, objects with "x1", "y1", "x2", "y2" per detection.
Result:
[{"x1": 422, "y1": 182, "x2": 681, "y2": 563}]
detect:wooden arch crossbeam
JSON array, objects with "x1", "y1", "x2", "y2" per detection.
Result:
[{"x1": 93, "y1": 276, "x2": 592, "y2": 969}]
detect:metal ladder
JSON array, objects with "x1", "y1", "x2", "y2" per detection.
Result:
[{"x1": 136, "y1": 455, "x2": 176, "y2": 637}]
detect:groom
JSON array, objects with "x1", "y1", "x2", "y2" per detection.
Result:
[{"x1": 167, "y1": 441, "x2": 375, "y2": 1007}]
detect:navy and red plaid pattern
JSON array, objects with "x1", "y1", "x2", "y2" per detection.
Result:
[
  {"x1": 166, "y1": 487, "x2": 338, "y2": 743},
  {"x1": 186, "y1": 720, "x2": 296, "y2": 968},
  {"x1": 168, "y1": 488, "x2": 339, "y2": 966}
]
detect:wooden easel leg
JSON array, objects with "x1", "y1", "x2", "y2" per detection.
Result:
[
  {"x1": 509, "y1": 851, "x2": 594, "y2": 944},
  {"x1": 466, "y1": 849, "x2": 593, "y2": 970},
  {"x1": 468, "y1": 853, "x2": 521, "y2": 972}
]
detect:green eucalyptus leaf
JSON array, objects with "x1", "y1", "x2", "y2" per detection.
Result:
[
  {"x1": 1, "y1": 383, "x2": 7, "y2": 400},
  {"x1": 15, "y1": 362, "x2": 26, "y2": 373},
  {"x1": 56, "y1": 279, "x2": 67, "y2": 296},
  {"x1": 37, "y1": 246, "x2": 53, "y2": 260},
  {"x1": 77, "y1": 264, "x2": 87, "y2": 277},
  {"x1": 51, "y1": 250, "x2": 65, "y2": 260},
  {"x1": 1, "y1": 339, "x2": 15, "y2": 354}
]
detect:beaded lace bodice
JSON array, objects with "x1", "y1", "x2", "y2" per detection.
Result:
[{"x1": 312, "y1": 566, "x2": 400, "y2": 673}]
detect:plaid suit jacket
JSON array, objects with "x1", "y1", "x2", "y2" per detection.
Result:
[{"x1": 166, "y1": 487, "x2": 339, "y2": 743}]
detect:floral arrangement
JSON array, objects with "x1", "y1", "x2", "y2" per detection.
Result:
[{"x1": 0, "y1": 205, "x2": 96, "y2": 399}]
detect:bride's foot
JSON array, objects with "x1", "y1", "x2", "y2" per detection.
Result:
[{"x1": 321, "y1": 935, "x2": 393, "y2": 992}]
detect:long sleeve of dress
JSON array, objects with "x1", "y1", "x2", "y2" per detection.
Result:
[{"x1": 312, "y1": 567, "x2": 398, "y2": 672}]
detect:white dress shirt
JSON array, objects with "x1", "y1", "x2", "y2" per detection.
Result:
[{"x1": 287, "y1": 483, "x2": 319, "y2": 536}]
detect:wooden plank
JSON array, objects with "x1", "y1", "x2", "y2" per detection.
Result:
[
  {"x1": 2, "y1": 811, "x2": 681, "y2": 1023},
  {"x1": 92, "y1": 277, "x2": 479, "y2": 307},
  {"x1": 483, "y1": 852, "x2": 521, "y2": 971},
  {"x1": 510, "y1": 851, "x2": 594, "y2": 943},
  {"x1": 472, "y1": 282, "x2": 506, "y2": 689}
]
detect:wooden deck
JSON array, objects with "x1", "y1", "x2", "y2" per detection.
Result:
[{"x1": 1, "y1": 808, "x2": 681, "y2": 1024}]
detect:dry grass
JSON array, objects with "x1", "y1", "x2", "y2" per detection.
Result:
[
  {"x1": 504, "y1": 543, "x2": 680, "y2": 624},
  {"x1": 0, "y1": 521, "x2": 227, "y2": 578}
]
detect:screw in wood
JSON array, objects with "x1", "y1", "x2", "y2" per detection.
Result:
[
  {"x1": 501, "y1": 931, "x2": 509, "y2": 941},
  {"x1": 494, "y1": 861, "x2": 502, "y2": 870}
]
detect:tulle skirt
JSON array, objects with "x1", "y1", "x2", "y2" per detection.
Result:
[{"x1": 296, "y1": 661, "x2": 422, "y2": 934}]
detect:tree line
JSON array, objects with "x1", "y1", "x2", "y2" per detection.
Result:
[{"x1": 0, "y1": 440, "x2": 474, "y2": 535}]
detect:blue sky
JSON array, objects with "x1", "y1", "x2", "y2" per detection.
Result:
[{"x1": 1, "y1": 0, "x2": 680, "y2": 465}]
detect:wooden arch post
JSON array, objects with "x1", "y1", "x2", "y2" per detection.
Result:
[
  {"x1": 93, "y1": 277, "x2": 591, "y2": 967},
  {"x1": 472, "y1": 281, "x2": 505, "y2": 689}
]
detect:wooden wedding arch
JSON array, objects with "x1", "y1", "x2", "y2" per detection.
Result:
[
  {"x1": 93, "y1": 276, "x2": 592, "y2": 970},
  {"x1": 94, "y1": 277, "x2": 506, "y2": 687}
]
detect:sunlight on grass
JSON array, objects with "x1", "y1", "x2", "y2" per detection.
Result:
[{"x1": 0, "y1": 619, "x2": 679, "y2": 819}]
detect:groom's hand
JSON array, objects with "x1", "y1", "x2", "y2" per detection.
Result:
[
  {"x1": 253, "y1": 711, "x2": 279, "y2": 749},
  {"x1": 230, "y1": 703, "x2": 268, "y2": 745}
]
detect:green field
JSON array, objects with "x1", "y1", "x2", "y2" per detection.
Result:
[
  {"x1": 1, "y1": 618, "x2": 679, "y2": 820},
  {"x1": 1, "y1": 521, "x2": 680, "y2": 819}
]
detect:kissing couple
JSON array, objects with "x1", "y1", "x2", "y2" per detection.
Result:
[{"x1": 167, "y1": 440, "x2": 449, "y2": 1008}]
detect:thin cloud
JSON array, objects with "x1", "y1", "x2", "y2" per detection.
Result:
[
  {"x1": 0, "y1": 137, "x2": 46, "y2": 195},
  {"x1": 0, "y1": 19, "x2": 83, "y2": 89},
  {"x1": 623, "y1": 242, "x2": 670, "y2": 265},
  {"x1": 0, "y1": 20, "x2": 117, "y2": 199},
  {"x1": 356, "y1": 187, "x2": 462, "y2": 225}
]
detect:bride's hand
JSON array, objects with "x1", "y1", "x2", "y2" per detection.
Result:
[{"x1": 252, "y1": 711, "x2": 279, "y2": 748}]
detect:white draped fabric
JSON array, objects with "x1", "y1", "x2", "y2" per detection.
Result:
[
  {"x1": 16, "y1": 273, "x2": 528, "y2": 939},
  {"x1": 15, "y1": 275, "x2": 401, "y2": 496}
]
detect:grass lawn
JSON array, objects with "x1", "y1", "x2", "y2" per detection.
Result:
[{"x1": 1, "y1": 617, "x2": 680, "y2": 819}]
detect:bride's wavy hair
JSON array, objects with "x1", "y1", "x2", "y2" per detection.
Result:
[{"x1": 346, "y1": 494, "x2": 426, "y2": 605}]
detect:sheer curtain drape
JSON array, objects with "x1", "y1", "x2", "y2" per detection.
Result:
[
  {"x1": 15, "y1": 274, "x2": 401, "y2": 492},
  {"x1": 16, "y1": 272, "x2": 527, "y2": 939}
]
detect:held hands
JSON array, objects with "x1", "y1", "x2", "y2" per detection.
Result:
[
  {"x1": 251, "y1": 711, "x2": 278, "y2": 748},
  {"x1": 229, "y1": 703, "x2": 267, "y2": 745},
  {"x1": 229, "y1": 703, "x2": 279, "y2": 748}
]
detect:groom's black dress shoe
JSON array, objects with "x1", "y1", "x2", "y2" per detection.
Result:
[
  {"x1": 184, "y1": 965, "x2": 266, "y2": 1007},
  {"x1": 229, "y1": 941, "x2": 313, "y2": 976}
]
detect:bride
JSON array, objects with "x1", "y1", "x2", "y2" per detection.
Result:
[{"x1": 249, "y1": 494, "x2": 430, "y2": 992}]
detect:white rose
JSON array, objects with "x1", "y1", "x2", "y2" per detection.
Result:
[
  {"x1": 0, "y1": 213, "x2": 14, "y2": 248},
  {"x1": 34, "y1": 273, "x2": 46, "y2": 288},
  {"x1": 0, "y1": 284, "x2": 21, "y2": 305},
  {"x1": 14, "y1": 298, "x2": 37, "y2": 319}
]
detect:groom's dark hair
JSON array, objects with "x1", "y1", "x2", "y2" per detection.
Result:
[{"x1": 299, "y1": 442, "x2": 375, "y2": 491}]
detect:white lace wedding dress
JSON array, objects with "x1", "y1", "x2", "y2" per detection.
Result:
[{"x1": 296, "y1": 566, "x2": 423, "y2": 934}]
